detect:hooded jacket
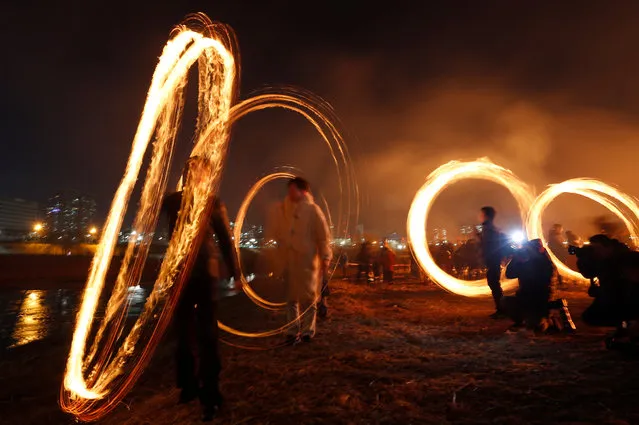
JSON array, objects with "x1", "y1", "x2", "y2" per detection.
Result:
[{"x1": 267, "y1": 192, "x2": 332, "y2": 299}]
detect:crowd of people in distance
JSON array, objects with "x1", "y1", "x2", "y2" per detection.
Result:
[
  {"x1": 353, "y1": 240, "x2": 397, "y2": 283},
  {"x1": 159, "y1": 156, "x2": 639, "y2": 422}
]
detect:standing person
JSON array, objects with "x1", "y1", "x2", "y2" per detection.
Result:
[
  {"x1": 378, "y1": 241, "x2": 397, "y2": 283},
  {"x1": 548, "y1": 224, "x2": 566, "y2": 287},
  {"x1": 356, "y1": 242, "x2": 373, "y2": 282},
  {"x1": 477, "y1": 206, "x2": 505, "y2": 318},
  {"x1": 163, "y1": 158, "x2": 240, "y2": 422},
  {"x1": 338, "y1": 249, "x2": 349, "y2": 280},
  {"x1": 564, "y1": 230, "x2": 582, "y2": 272},
  {"x1": 547, "y1": 224, "x2": 566, "y2": 261},
  {"x1": 268, "y1": 177, "x2": 332, "y2": 344},
  {"x1": 565, "y1": 230, "x2": 582, "y2": 247}
]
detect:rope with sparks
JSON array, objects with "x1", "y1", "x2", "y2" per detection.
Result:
[{"x1": 60, "y1": 15, "x2": 358, "y2": 421}]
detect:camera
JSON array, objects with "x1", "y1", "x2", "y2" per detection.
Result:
[
  {"x1": 568, "y1": 244, "x2": 594, "y2": 257},
  {"x1": 568, "y1": 244, "x2": 597, "y2": 278}
]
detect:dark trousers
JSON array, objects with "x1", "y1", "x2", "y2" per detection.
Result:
[
  {"x1": 502, "y1": 295, "x2": 548, "y2": 329},
  {"x1": 174, "y1": 275, "x2": 221, "y2": 405},
  {"x1": 357, "y1": 263, "x2": 371, "y2": 281},
  {"x1": 486, "y1": 264, "x2": 503, "y2": 310},
  {"x1": 582, "y1": 300, "x2": 622, "y2": 327},
  {"x1": 383, "y1": 269, "x2": 394, "y2": 283},
  {"x1": 318, "y1": 278, "x2": 329, "y2": 318}
]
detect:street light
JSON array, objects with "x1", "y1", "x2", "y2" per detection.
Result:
[
  {"x1": 33, "y1": 223, "x2": 43, "y2": 232},
  {"x1": 89, "y1": 227, "x2": 97, "y2": 235}
]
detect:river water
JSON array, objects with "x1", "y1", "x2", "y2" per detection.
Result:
[
  {"x1": 0, "y1": 278, "x2": 245, "y2": 350},
  {"x1": 0, "y1": 286, "x2": 149, "y2": 349}
]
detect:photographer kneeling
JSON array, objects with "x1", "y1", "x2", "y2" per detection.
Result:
[
  {"x1": 501, "y1": 239, "x2": 555, "y2": 332},
  {"x1": 574, "y1": 235, "x2": 639, "y2": 329}
]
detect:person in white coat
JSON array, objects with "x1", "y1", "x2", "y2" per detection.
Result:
[{"x1": 268, "y1": 177, "x2": 332, "y2": 344}]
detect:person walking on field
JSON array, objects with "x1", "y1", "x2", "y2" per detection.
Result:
[
  {"x1": 267, "y1": 177, "x2": 332, "y2": 344},
  {"x1": 163, "y1": 157, "x2": 240, "y2": 422},
  {"x1": 477, "y1": 206, "x2": 506, "y2": 318}
]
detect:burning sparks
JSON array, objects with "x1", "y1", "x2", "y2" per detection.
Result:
[
  {"x1": 61, "y1": 15, "x2": 356, "y2": 421},
  {"x1": 409, "y1": 160, "x2": 639, "y2": 294},
  {"x1": 526, "y1": 178, "x2": 639, "y2": 281},
  {"x1": 232, "y1": 169, "x2": 335, "y2": 314},
  {"x1": 60, "y1": 15, "x2": 237, "y2": 419},
  {"x1": 407, "y1": 159, "x2": 535, "y2": 297}
]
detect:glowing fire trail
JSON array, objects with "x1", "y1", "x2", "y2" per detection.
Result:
[
  {"x1": 61, "y1": 16, "x2": 357, "y2": 421},
  {"x1": 407, "y1": 158, "x2": 535, "y2": 297},
  {"x1": 61, "y1": 15, "x2": 238, "y2": 420},
  {"x1": 526, "y1": 178, "x2": 639, "y2": 281},
  {"x1": 233, "y1": 171, "x2": 294, "y2": 311},
  {"x1": 231, "y1": 169, "x2": 334, "y2": 313}
]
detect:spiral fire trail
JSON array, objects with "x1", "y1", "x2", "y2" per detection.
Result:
[
  {"x1": 407, "y1": 158, "x2": 535, "y2": 297},
  {"x1": 526, "y1": 179, "x2": 639, "y2": 281},
  {"x1": 232, "y1": 169, "x2": 334, "y2": 312},
  {"x1": 61, "y1": 15, "x2": 357, "y2": 421},
  {"x1": 233, "y1": 171, "x2": 293, "y2": 311}
]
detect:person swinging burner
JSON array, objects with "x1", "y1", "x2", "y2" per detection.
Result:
[{"x1": 162, "y1": 157, "x2": 240, "y2": 421}]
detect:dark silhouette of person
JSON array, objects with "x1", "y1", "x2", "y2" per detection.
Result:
[
  {"x1": 579, "y1": 234, "x2": 639, "y2": 328},
  {"x1": 548, "y1": 224, "x2": 566, "y2": 287},
  {"x1": 356, "y1": 242, "x2": 373, "y2": 282},
  {"x1": 477, "y1": 206, "x2": 505, "y2": 318},
  {"x1": 502, "y1": 239, "x2": 555, "y2": 331},
  {"x1": 378, "y1": 241, "x2": 397, "y2": 283},
  {"x1": 163, "y1": 157, "x2": 239, "y2": 421}
]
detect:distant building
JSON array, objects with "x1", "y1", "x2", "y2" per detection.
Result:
[
  {"x1": 238, "y1": 224, "x2": 263, "y2": 248},
  {"x1": 431, "y1": 228, "x2": 448, "y2": 244},
  {"x1": 459, "y1": 224, "x2": 475, "y2": 241},
  {"x1": 383, "y1": 232, "x2": 407, "y2": 250},
  {"x1": 46, "y1": 193, "x2": 97, "y2": 241},
  {"x1": 0, "y1": 198, "x2": 39, "y2": 241}
]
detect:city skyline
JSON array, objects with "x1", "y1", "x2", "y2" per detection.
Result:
[{"x1": 3, "y1": 3, "x2": 639, "y2": 236}]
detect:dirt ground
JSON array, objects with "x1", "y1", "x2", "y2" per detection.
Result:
[{"x1": 1, "y1": 279, "x2": 638, "y2": 425}]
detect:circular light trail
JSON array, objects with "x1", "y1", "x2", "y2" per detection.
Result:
[
  {"x1": 232, "y1": 169, "x2": 334, "y2": 312},
  {"x1": 61, "y1": 17, "x2": 238, "y2": 420},
  {"x1": 233, "y1": 171, "x2": 293, "y2": 310},
  {"x1": 526, "y1": 178, "x2": 639, "y2": 281},
  {"x1": 60, "y1": 14, "x2": 358, "y2": 421},
  {"x1": 407, "y1": 158, "x2": 535, "y2": 297}
]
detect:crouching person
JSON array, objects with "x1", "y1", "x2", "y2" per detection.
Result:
[{"x1": 501, "y1": 239, "x2": 554, "y2": 332}]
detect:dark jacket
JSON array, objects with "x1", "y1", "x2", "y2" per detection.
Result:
[
  {"x1": 505, "y1": 249, "x2": 555, "y2": 302},
  {"x1": 478, "y1": 221, "x2": 503, "y2": 266},
  {"x1": 163, "y1": 192, "x2": 239, "y2": 280}
]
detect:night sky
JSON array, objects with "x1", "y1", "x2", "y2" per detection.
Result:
[{"x1": 3, "y1": 1, "x2": 639, "y2": 237}]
